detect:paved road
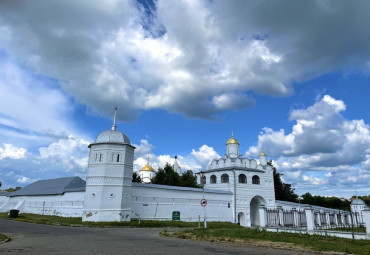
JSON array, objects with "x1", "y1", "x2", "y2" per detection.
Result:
[{"x1": 0, "y1": 219, "x2": 315, "y2": 255}]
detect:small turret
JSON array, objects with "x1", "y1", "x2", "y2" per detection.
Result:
[
  {"x1": 173, "y1": 156, "x2": 181, "y2": 174},
  {"x1": 226, "y1": 132, "x2": 240, "y2": 158},
  {"x1": 259, "y1": 149, "x2": 267, "y2": 166},
  {"x1": 140, "y1": 156, "x2": 155, "y2": 183}
]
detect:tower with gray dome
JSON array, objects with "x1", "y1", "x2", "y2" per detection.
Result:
[{"x1": 82, "y1": 108, "x2": 135, "y2": 222}]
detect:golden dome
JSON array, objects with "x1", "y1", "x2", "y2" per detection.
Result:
[
  {"x1": 260, "y1": 151, "x2": 266, "y2": 157},
  {"x1": 227, "y1": 137, "x2": 239, "y2": 144},
  {"x1": 141, "y1": 163, "x2": 154, "y2": 171}
]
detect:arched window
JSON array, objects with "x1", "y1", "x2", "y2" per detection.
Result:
[
  {"x1": 210, "y1": 175, "x2": 217, "y2": 184},
  {"x1": 238, "y1": 174, "x2": 246, "y2": 183},
  {"x1": 221, "y1": 174, "x2": 229, "y2": 183},
  {"x1": 252, "y1": 175, "x2": 260, "y2": 185},
  {"x1": 201, "y1": 175, "x2": 206, "y2": 185}
]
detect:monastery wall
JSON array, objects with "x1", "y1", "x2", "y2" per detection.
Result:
[
  {"x1": 131, "y1": 183, "x2": 233, "y2": 222},
  {"x1": 0, "y1": 192, "x2": 84, "y2": 217}
]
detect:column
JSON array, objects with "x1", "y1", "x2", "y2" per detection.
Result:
[
  {"x1": 259, "y1": 205, "x2": 267, "y2": 228},
  {"x1": 292, "y1": 208, "x2": 298, "y2": 227},
  {"x1": 277, "y1": 206, "x2": 284, "y2": 226},
  {"x1": 305, "y1": 207, "x2": 315, "y2": 233}
]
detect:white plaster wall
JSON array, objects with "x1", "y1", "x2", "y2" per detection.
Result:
[
  {"x1": 131, "y1": 184, "x2": 233, "y2": 222},
  {"x1": 0, "y1": 196, "x2": 9, "y2": 211},
  {"x1": 198, "y1": 167, "x2": 275, "y2": 226},
  {"x1": 3, "y1": 192, "x2": 84, "y2": 217}
]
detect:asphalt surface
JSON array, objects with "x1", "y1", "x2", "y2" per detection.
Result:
[{"x1": 0, "y1": 219, "x2": 315, "y2": 255}]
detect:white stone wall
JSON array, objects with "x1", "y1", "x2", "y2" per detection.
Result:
[
  {"x1": 131, "y1": 183, "x2": 233, "y2": 222},
  {"x1": 0, "y1": 196, "x2": 9, "y2": 210},
  {"x1": 1, "y1": 192, "x2": 85, "y2": 217}
]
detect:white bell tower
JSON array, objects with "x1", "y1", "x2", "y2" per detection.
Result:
[{"x1": 83, "y1": 107, "x2": 135, "y2": 222}]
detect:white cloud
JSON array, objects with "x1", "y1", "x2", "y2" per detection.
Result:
[
  {"x1": 17, "y1": 176, "x2": 30, "y2": 184},
  {"x1": 0, "y1": 143, "x2": 27, "y2": 160},
  {"x1": 302, "y1": 175, "x2": 327, "y2": 186},
  {"x1": 247, "y1": 95, "x2": 370, "y2": 195},
  {"x1": 38, "y1": 136, "x2": 90, "y2": 173},
  {"x1": 133, "y1": 140, "x2": 219, "y2": 173},
  {"x1": 2, "y1": 1, "x2": 370, "y2": 120},
  {"x1": 191, "y1": 145, "x2": 221, "y2": 168}
]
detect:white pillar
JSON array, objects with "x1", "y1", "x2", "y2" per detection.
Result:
[
  {"x1": 277, "y1": 206, "x2": 284, "y2": 226},
  {"x1": 305, "y1": 207, "x2": 315, "y2": 233},
  {"x1": 259, "y1": 205, "x2": 267, "y2": 227},
  {"x1": 362, "y1": 207, "x2": 370, "y2": 238},
  {"x1": 292, "y1": 208, "x2": 298, "y2": 227},
  {"x1": 334, "y1": 212, "x2": 338, "y2": 226},
  {"x1": 325, "y1": 211, "x2": 330, "y2": 226}
]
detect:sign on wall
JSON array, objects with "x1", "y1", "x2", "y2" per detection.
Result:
[{"x1": 172, "y1": 211, "x2": 180, "y2": 221}]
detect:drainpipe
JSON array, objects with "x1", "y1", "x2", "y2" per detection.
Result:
[{"x1": 232, "y1": 170, "x2": 236, "y2": 223}]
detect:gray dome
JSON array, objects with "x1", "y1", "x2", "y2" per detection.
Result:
[
  {"x1": 94, "y1": 130, "x2": 131, "y2": 145},
  {"x1": 351, "y1": 198, "x2": 366, "y2": 205}
]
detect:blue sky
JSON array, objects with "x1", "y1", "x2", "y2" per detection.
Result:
[{"x1": 1, "y1": 0, "x2": 370, "y2": 198}]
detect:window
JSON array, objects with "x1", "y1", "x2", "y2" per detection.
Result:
[
  {"x1": 201, "y1": 175, "x2": 206, "y2": 185},
  {"x1": 99, "y1": 154, "x2": 103, "y2": 162},
  {"x1": 221, "y1": 174, "x2": 229, "y2": 183},
  {"x1": 117, "y1": 154, "x2": 120, "y2": 162},
  {"x1": 238, "y1": 174, "x2": 246, "y2": 183},
  {"x1": 210, "y1": 175, "x2": 217, "y2": 184},
  {"x1": 252, "y1": 175, "x2": 260, "y2": 184}
]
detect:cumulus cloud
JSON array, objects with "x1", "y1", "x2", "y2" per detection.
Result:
[
  {"x1": 0, "y1": 137, "x2": 90, "y2": 188},
  {"x1": 38, "y1": 136, "x2": 90, "y2": 172},
  {"x1": 0, "y1": 55, "x2": 79, "y2": 150},
  {"x1": 0, "y1": 143, "x2": 27, "y2": 160},
  {"x1": 191, "y1": 145, "x2": 221, "y2": 167},
  {"x1": 133, "y1": 139, "x2": 219, "y2": 173},
  {"x1": 247, "y1": 95, "x2": 370, "y2": 195},
  {"x1": 1, "y1": 1, "x2": 369, "y2": 120}
]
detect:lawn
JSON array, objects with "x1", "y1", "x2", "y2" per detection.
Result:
[
  {"x1": 0, "y1": 213, "x2": 239, "y2": 228},
  {"x1": 173, "y1": 228, "x2": 370, "y2": 255}
]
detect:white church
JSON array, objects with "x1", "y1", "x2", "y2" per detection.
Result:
[{"x1": 0, "y1": 109, "x2": 367, "y2": 228}]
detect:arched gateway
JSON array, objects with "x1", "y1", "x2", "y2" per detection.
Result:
[{"x1": 250, "y1": 196, "x2": 266, "y2": 226}]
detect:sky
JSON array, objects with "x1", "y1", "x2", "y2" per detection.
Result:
[{"x1": 0, "y1": 0, "x2": 370, "y2": 198}]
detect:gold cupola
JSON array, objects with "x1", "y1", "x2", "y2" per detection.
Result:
[
  {"x1": 140, "y1": 157, "x2": 154, "y2": 172},
  {"x1": 226, "y1": 132, "x2": 239, "y2": 145}
]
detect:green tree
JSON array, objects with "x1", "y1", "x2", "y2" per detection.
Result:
[
  {"x1": 179, "y1": 170, "x2": 199, "y2": 188},
  {"x1": 152, "y1": 163, "x2": 180, "y2": 186},
  {"x1": 151, "y1": 163, "x2": 199, "y2": 188},
  {"x1": 132, "y1": 172, "x2": 141, "y2": 183},
  {"x1": 269, "y1": 161, "x2": 298, "y2": 202},
  {"x1": 4, "y1": 186, "x2": 21, "y2": 192},
  {"x1": 302, "y1": 192, "x2": 350, "y2": 210}
]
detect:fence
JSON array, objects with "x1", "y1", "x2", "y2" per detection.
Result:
[
  {"x1": 266, "y1": 206, "x2": 368, "y2": 239},
  {"x1": 266, "y1": 208, "x2": 307, "y2": 228}
]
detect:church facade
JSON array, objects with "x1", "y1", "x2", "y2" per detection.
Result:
[
  {"x1": 1, "y1": 109, "x2": 275, "y2": 226},
  {"x1": 197, "y1": 135, "x2": 275, "y2": 227}
]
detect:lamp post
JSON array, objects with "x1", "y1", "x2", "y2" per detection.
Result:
[
  {"x1": 200, "y1": 172, "x2": 207, "y2": 229},
  {"x1": 298, "y1": 196, "x2": 301, "y2": 235}
]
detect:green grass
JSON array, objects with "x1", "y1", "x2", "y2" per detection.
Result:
[
  {"x1": 0, "y1": 234, "x2": 9, "y2": 242},
  {"x1": 0, "y1": 213, "x2": 239, "y2": 229},
  {"x1": 174, "y1": 228, "x2": 370, "y2": 255}
]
